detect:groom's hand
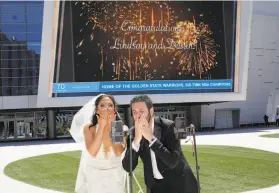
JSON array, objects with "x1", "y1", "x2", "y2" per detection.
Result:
[
  {"x1": 134, "y1": 117, "x2": 142, "y2": 145},
  {"x1": 140, "y1": 117, "x2": 153, "y2": 142}
]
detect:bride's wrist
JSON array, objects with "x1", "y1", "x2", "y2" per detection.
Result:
[
  {"x1": 98, "y1": 124, "x2": 107, "y2": 130},
  {"x1": 103, "y1": 129, "x2": 111, "y2": 134}
]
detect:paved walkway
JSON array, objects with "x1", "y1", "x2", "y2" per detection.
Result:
[{"x1": 0, "y1": 128, "x2": 279, "y2": 193}]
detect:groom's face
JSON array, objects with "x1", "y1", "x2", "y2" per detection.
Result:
[{"x1": 131, "y1": 102, "x2": 154, "y2": 123}]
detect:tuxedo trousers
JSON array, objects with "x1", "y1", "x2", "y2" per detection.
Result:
[
  {"x1": 146, "y1": 179, "x2": 173, "y2": 193},
  {"x1": 146, "y1": 170, "x2": 199, "y2": 193}
]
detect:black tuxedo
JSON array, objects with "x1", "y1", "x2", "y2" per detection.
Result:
[{"x1": 122, "y1": 117, "x2": 199, "y2": 193}]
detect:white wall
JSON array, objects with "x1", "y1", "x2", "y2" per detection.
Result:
[
  {"x1": 0, "y1": 96, "x2": 38, "y2": 110},
  {"x1": 266, "y1": 90, "x2": 279, "y2": 122},
  {"x1": 201, "y1": 2, "x2": 279, "y2": 127}
]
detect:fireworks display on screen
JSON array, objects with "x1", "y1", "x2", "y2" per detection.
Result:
[{"x1": 74, "y1": 1, "x2": 219, "y2": 81}]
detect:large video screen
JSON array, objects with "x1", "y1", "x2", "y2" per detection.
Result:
[{"x1": 52, "y1": 1, "x2": 238, "y2": 97}]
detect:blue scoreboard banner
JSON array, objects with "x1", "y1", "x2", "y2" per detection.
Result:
[{"x1": 52, "y1": 79, "x2": 233, "y2": 93}]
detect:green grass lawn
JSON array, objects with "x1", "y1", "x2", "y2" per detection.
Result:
[
  {"x1": 4, "y1": 145, "x2": 279, "y2": 193},
  {"x1": 260, "y1": 133, "x2": 279, "y2": 138}
]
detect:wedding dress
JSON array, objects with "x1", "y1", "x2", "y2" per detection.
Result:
[
  {"x1": 70, "y1": 94, "x2": 127, "y2": 193},
  {"x1": 75, "y1": 125, "x2": 126, "y2": 193}
]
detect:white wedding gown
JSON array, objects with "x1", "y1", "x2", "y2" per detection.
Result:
[{"x1": 75, "y1": 130, "x2": 126, "y2": 193}]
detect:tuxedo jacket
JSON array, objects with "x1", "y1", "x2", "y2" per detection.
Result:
[{"x1": 122, "y1": 116, "x2": 198, "y2": 193}]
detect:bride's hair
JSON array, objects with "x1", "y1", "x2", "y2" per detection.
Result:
[
  {"x1": 90, "y1": 94, "x2": 121, "y2": 127},
  {"x1": 90, "y1": 94, "x2": 125, "y2": 157}
]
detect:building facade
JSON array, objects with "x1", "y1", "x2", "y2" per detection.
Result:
[
  {"x1": 0, "y1": 1, "x2": 51, "y2": 141},
  {"x1": 200, "y1": 2, "x2": 279, "y2": 129},
  {"x1": 0, "y1": 1, "x2": 278, "y2": 142}
]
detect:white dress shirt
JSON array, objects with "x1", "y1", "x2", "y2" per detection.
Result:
[{"x1": 131, "y1": 119, "x2": 164, "y2": 179}]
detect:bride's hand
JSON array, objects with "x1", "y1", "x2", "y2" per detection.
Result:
[
  {"x1": 108, "y1": 113, "x2": 116, "y2": 122},
  {"x1": 105, "y1": 113, "x2": 116, "y2": 132},
  {"x1": 97, "y1": 109, "x2": 110, "y2": 130}
]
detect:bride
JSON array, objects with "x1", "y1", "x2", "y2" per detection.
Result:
[{"x1": 70, "y1": 94, "x2": 128, "y2": 193}]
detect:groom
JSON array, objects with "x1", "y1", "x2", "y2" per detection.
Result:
[{"x1": 122, "y1": 95, "x2": 199, "y2": 193}]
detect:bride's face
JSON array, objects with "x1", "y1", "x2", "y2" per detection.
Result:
[{"x1": 97, "y1": 97, "x2": 116, "y2": 117}]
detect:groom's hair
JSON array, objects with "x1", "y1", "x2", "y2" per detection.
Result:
[{"x1": 130, "y1": 95, "x2": 153, "y2": 110}]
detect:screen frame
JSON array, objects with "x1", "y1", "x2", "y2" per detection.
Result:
[{"x1": 37, "y1": 0, "x2": 252, "y2": 108}]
